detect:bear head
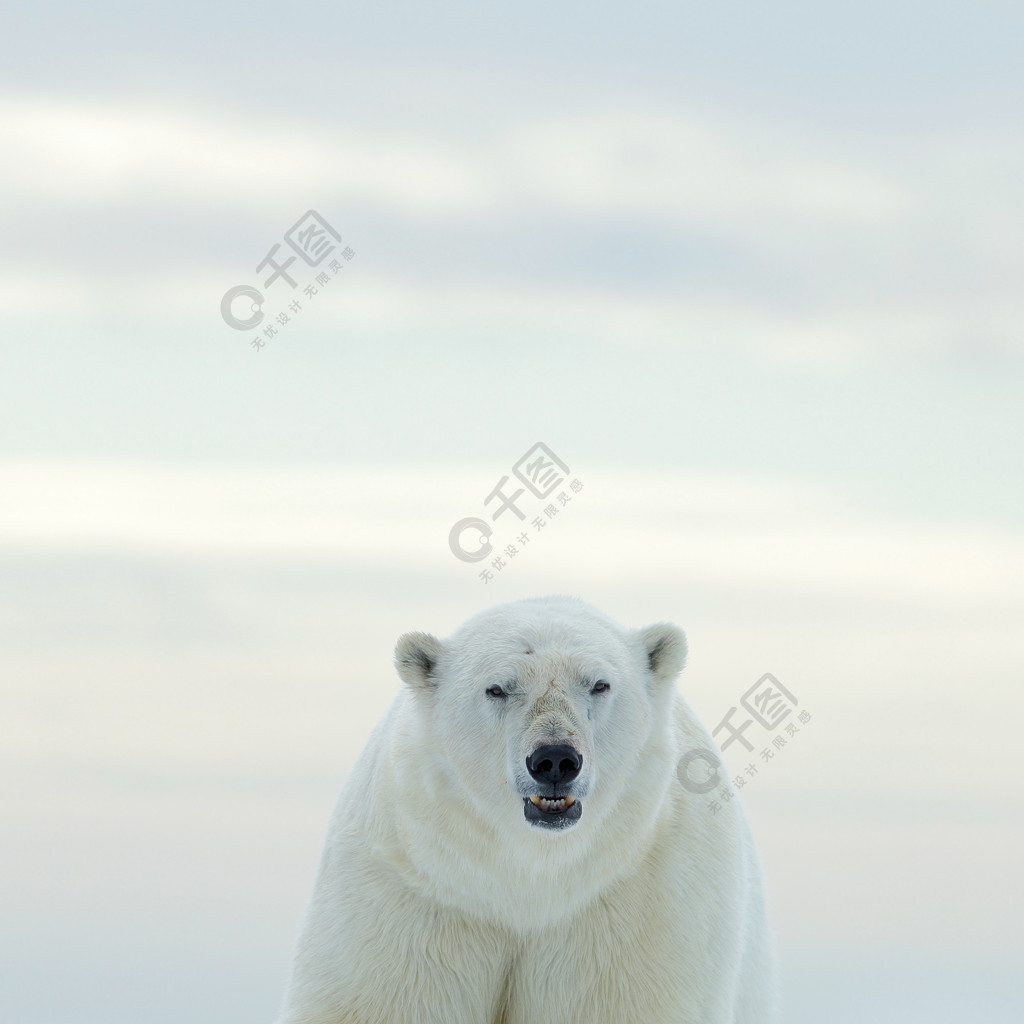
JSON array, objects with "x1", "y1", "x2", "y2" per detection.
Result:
[{"x1": 393, "y1": 595, "x2": 686, "y2": 837}]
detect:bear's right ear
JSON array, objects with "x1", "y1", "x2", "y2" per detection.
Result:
[{"x1": 394, "y1": 631, "x2": 444, "y2": 691}]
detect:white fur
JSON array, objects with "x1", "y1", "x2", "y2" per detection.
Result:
[{"x1": 276, "y1": 596, "x2": 776, "y2": 1024}]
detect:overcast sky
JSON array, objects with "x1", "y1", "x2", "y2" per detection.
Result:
[
  {"x1": 2, "y1": 4, "x2": 1023, "y2": 1023},
  {"x1": 2, "y1": 3, "x2": 1023, "y2": 520}
]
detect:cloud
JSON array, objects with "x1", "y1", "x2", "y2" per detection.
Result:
[
  {"x1": 0, "y1": 95, "x2": 493, "y2": 212},
  {"x1": 1, "y1": 92, "x2": 1023, "y2": 369},
  {"x1": 2, "y1": 457, "x2": 1021, "y2": 611}
]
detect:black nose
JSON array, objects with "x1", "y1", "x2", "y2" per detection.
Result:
[{"x1": 526, "y1": 743, "x2": 583, "y2": 787}]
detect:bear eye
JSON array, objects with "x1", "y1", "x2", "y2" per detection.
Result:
[
  {"x1": 485, "y1": 684, "x2": 507, "y2": 699},
  {"x1": 590, "y1": 680, "x2": 611, "y2": 694}
]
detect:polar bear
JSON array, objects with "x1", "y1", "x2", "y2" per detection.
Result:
[{"x1": 275, "y1": 596, "x2": 775, "y2": 1024}]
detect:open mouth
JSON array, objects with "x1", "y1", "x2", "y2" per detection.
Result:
[{"x1": 523, "y1": 794, "x2": 583, "y2": 828}]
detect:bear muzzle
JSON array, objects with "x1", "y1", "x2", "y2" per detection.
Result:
[{"x1": 522, "y1": 743, "x2": 585, "y2": 828}]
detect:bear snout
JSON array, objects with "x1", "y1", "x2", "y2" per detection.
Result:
[{"x1": 526, "y1": 743, "x2": 583, "y2": 788}]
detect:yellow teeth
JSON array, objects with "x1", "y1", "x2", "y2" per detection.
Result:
[{"x1": 529, "y1": 795, "x2": 576, "y2": 810}]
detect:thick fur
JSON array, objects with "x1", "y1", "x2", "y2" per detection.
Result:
[{"x1": 276, "y1": 596, "x2": 776, "y2": 1024}]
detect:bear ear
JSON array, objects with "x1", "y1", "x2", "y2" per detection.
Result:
[
  {"x1": 394, "y1": 631, "x2": 444, "y2": 691},
  {"x1": 637, "y1": 622, "x2": 687, "y2": 684}
]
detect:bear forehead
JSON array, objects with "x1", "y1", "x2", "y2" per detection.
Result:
[
  {"x1": 439, "y1": 597, "x2": 642, "y2": 682},
  {"x1": 449, "y1": 625, "x2": 634, "y2": 683}
]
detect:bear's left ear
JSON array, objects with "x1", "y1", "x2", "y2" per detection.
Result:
[
  {"x1": 394, "y1": 631, "x2": 445, "y2": 691},
  {"x1": 637, "y1": 622, "x2": 687, "y2": 685}
]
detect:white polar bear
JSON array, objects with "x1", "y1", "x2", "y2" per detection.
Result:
[{"x1": 276, "y1": 596, "x2": 776, "y2": 1024}]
